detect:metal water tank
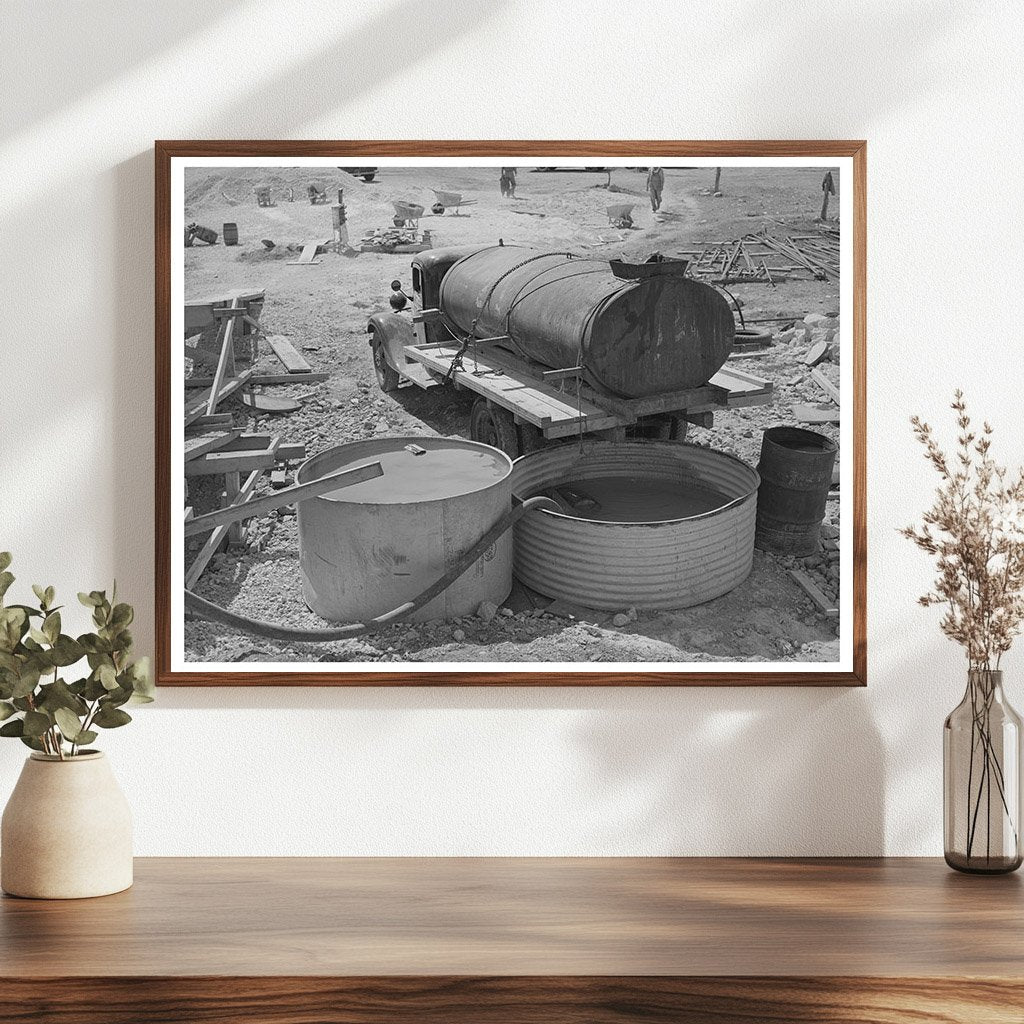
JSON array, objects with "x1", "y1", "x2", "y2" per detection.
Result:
[
  {"x1": 296, "y1": 437, "x2": 513, "y2": 622},
  {"x1": 509, "y1": 440, "x2": 760, "y2": 609},
  {"x1": 438, "y1": 246, "x2": 734, "y2": 398}
]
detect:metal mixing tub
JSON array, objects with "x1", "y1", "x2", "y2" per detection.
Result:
[
  {"x1": 296, "y1": 437, "x2": 513, "y2": 623},
  {"x1": 509, "y1": 441, "x2": 760, "y2": 610}
]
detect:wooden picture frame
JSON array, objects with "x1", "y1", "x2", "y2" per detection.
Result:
[{"x1": 156, "y1": 141, "x2": 866, "y2": 686}]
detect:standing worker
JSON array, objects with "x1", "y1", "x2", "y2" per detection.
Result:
[
  {"x1": 500, "y1": 167, "x2": 517, "y2": 197},
  {"x1": 646, "y1": 166, "x2": 665, "y2": 212}
]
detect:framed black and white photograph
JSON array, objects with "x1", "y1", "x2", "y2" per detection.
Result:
[{"x1": 156, "y1": 142, "x2": 866, "y2": 686}]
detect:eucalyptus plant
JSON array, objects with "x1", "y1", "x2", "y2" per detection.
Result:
[{"x1": 0, "y1": 553, "x2": 153, "y2": 759}]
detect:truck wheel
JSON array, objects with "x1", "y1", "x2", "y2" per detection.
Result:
[
  {"x1": 518, "y1": 423, "x2": 546, "y2": 455},
  {"x1": 371, "y1": 331, "x2": 400, "y2": 392},
  {"x1": 362, "y1": 172, "x2": 376, "y2": 182},
  {"x1": 471, "y1": 399, "x2": 520, "y2": 458}
]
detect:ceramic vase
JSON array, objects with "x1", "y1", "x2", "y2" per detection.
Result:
[{"x1": 1, "y1": 751, "x2": 133, "y2": 898}]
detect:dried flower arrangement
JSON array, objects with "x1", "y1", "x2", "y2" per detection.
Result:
[
  {"x1": 902, "y1": 391, "x2": 1024, "y2": 669},
  {"x1": 903, "y1": 391, "x2": 1024, "y2": 869}
]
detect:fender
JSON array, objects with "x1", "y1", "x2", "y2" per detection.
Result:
[{"x1": 366, "y1": 312, "x2": 414, "y2": 373}]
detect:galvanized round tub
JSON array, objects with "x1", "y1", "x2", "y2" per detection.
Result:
[
  {"x1": 296, "y1": 437, "x2": 513, "y2": 623},
  {"x1": 509, "y1": 441, "x2": 760, "y2": 610}
]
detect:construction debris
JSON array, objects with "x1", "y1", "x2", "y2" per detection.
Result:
[{"x1": 679, "y1": 227, "x2": 840, "y2": 284}]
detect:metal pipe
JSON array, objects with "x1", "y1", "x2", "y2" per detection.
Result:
[{"x1": 183, "y1": 495, "x2": 560, "y2": 642}]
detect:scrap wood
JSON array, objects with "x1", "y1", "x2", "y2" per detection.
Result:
[
  {"x1": 184, "y1": 369, "x2": 253, "y2": 426},
  {"x1": 792, "y1": 402, "x2": 839, "y2": 425},
  {"x1": 286, "y1": 243, "x2": 322, "y2": 266},
  {"x1": 184, "y1": 461, "x2": 384, "y2": 538},
  {"x1": 265, "y1": 335, "x2": 312, "y2": 374},
  {"x1": 185, "y1": 371, "x2": 329, "y2": 388},
  {"x1": 184, "y1": 469, "x2": 262, "y2": 590},
  {"x1": 184, "y1": 428, "x2": 241, "y2": 462},
  {"x1": 185, "y1": 435, "x2": 282, "y2": 477},
  {"x1": 206, "y1": 298, "x2": 241, "y2": 416},
  {"x1": 810, "y1": 368, "x2": 840, "y2": 405},
  {"x1": 789, "y1": 569, "x2": 838, "y2": 618}
]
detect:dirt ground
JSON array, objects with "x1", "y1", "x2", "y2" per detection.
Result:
[{"x1": 182, "y1": 165, "x2": 843, "y2": 665}]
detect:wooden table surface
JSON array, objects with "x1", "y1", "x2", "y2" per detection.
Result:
[{"x1": 2, "y1": 857, "x2": 1023, "y2": 1023}]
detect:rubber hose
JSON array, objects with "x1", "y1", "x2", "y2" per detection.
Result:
[{"x1": 183, "y1": 494, "x2": 560, "y2": 643}]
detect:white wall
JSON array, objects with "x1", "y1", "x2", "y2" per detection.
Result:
[{"x1": 1, "y1": 0, "x2": 1021, "y2": 855}]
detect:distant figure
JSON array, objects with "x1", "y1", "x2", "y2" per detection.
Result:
[
  {"x1": 646, "y1": 167, "x2": 665, "y2": 212},
  {"x1": 500, "y1": 167, "x2": 517, "y2": 197}
]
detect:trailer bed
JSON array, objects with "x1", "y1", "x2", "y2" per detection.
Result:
[{"x1": 403, "y1": 341, "x2": 773, "y2": 438}]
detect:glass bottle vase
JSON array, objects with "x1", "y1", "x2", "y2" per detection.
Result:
[{"x1": 944, "y1": 669, "x2": 1023, "y2": 873}]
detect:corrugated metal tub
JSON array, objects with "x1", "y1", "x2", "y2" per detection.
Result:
[{"x1": 509, "y1": 441, "x2": 760, "y2": 610}]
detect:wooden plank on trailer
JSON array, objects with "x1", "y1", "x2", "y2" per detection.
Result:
[
  {"x1": 184, "y1": 369, "x2": 254, "y2": 425},
  {"x1": 265, "y1": 335, "x2": 313, "y2": 374},
  {"x1": 405, "y1": 343, "x2": 619, "y2": 431},
  {"x1": 184, "y1": 470, "x2": 261, "y2": 589},
  {"x1": 184, "y1": 429, "x2": 241, "y2": 462}
]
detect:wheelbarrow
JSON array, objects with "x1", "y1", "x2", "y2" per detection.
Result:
[
  {"x1": 431, "y1": 189, "x2": 476, "y2": 215},
  {"x1": 393, "y1": 200, "x2": 425, "y2": 227},
  {"x1": 606, "y1": 202, "x2": 635, "y2": 228}
]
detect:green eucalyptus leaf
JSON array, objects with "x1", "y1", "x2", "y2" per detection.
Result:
[
  {"x1": 31, "y1": 584, "x2": 48, "y2": 608},
  {"x1": 0, "y1": 718, "x2": 24, "y2": 738},
  {"x1": 53, "y1": 707, "x2": 85, "y2": 741},
  {"x1": 0, "y1": 552, "x2": 11, "y2": 573},
  {"x1": 78, "y1": 592, "x2": 100, "y2": 608},
  {"x1": 28, "y1": 627, "x2": 49, "y2": 646},
  {"x1": 12, "y1": 697, "x2": 33, "y2": 712},
  {"x1": 83, "y1": 675, "x2": 107, "y2": 701},
  {"x1": 22, "y1": 710, "x2": 51, "y2": 738},
  {"x1": 42, "y1": 611, "x2": 60, "y2": 644},
  {"x1": 44, "y1": 586, "x2": 55, "y2": 608},
  {"x1": 0, "y1": 651, "x2": 19, "y2": 674},
  {"x1": 19, "y1": 735, "x2": 44, "y2": 751},
  {"x1": 75, "y1": 730, "x2": 97, "y2": 746},
  {"x1": 37, "y1": 679, "x2": 88, "y2": 716},
  {"x1": 104, "y1": 685, "x2": 133, "y2": 708},
  {"x1": 0, "y1": 571, "x2": 15, "y2": 601},
  {"x1": 49, "y1": 635, "x2": 85, "y2": 667},
  {"x1": 11, "y1": 666, "x2": 41, "y2": 699},
  {"x1": 93, "y1": 705, "x2": 132, "y2": 729},
  {"x1": 0, "y1": 701, "x2": 15, "y2": 721},
  {"x1": 110, "y1": 603, "x2": 133, "y2": 629},
  {"x1": 98, "y1": 663, "x2": 118, "y2": 691}
]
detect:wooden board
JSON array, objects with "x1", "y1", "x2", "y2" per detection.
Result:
[
  {"x1": 790, "y1": 569, "x2": 839, "y2": 617},
  {"x1": 286, "y1": 243, "x2": 322, "y2": 265},
  {"x1": 0, "y1": 859, "x2": 1022, "y2": 1022},
  {"x1": 185, "y1": 372, "x2": 329, "y2": 388},
  {"x1": 183, "y1": 289, "x2": 264, "y2": 334},
  {"x1": 404, "y1": 343, "x2": 772, "y2": 438},
  {"x1": 792, "y1": 402, "x2": 840, "y2": 425},
  {"x1": 811, "y1": 367, "x2": 840, "y2": 404},
  {"x1": 265, "y1": 335, "x2": 312, "y2": 374},
  {"x1": 185, "y1": 436, "x2": 281, "y2": 476},
  {"x1": 183, "y1": 428, "x2": 241, "y2": 462},
  {"x1": 183, "y1": 369, "x2": 254, "y2": 425},
  {"x1": 184, "y1": 470, "x2": 261, "y2": 588},
  {"x1": 240, "y1": 392, "x2": 301, "y2": 413}
]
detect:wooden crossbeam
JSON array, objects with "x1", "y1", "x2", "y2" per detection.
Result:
[
  {"x1": 184, "y1": 429, "x2": 241, "y2": 462},
  {"x1": 206, "y1": 298, "x2": 241, "y2": 416},
  {"x1": 184, "y1": 461, "x2": 384, "y2": 538},
  {"x1": 184, "y1": 470, "x2": 261, "y2": 589},
  {"x1": 184, "y1": 371, "x2": 329, "y2": 388}
]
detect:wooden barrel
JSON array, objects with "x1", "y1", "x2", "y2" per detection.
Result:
[
  {"x1": 755, "y1": 426, "x2": 837, "y2": 556},
  {"x1": 223, "y1": 222, "x2": 238, "y2": 246}
]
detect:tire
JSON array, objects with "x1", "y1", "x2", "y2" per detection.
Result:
[
  {"x1": 518, "y1": 422, "x2": 547, "y2": 456},
  {"x1": 733, "y1": 326, "x2": 773, "y2": 349},
  {"x1": 362, "y1": 173, "x2": 376, "y2": 182},
  {"x1": 370, "y1": 330, "x2": 400, "y2": 392},
  {"x1": 626, "y1": 414, "x2": 687, "y2": 441},
  {"x1": 470, "y1": 399, "x2": 520, "y2": 458}
]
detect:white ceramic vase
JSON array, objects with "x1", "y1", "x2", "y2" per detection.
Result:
[{"x1": 1, "y1": 751, "x2": 133, "y2": 899}]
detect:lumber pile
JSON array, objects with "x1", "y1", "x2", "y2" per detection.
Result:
[
  {"x1": 182, "y1": 290, "x2": 324, "y2": 587},
  {"x1": 678, "y1": 227, "x2": 840, "y2": 284}
]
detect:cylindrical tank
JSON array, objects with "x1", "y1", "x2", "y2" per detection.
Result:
[
  {"x1": 223, "y1": 222, "x2": 239, "y2": 246},
  {"x1": 438, "y1": 246, "x2": 734, "y2": 399},
  {"x1": 296, "y1": 437, "x2": 513, "y2": 622},
  {"x1": 193, "y1": 225, "x2": 218, "y2": 244},
  {"x1": 509, "y1": 440, "x2": 759, "y2": 609},
  {"x1": 754, "y1": 426, "x2": 837, "y2": 556}
]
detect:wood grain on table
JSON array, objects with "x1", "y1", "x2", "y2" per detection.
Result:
[{"x1": 2, "y1": 857, "x2": 1021, "y2": 1023}]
